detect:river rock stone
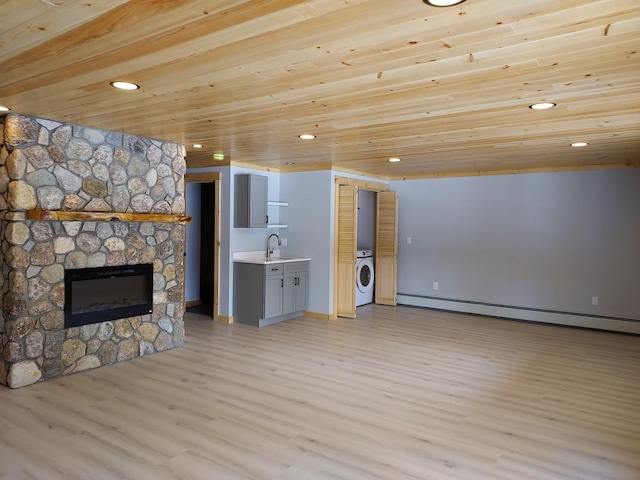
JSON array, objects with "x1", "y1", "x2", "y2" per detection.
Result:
[
  {"x1": 104, "y1": 237, "x2": 125, "y2": 251},
  {"x1": 4, "y1": 342, "x2": 23, "y2": 363},
  {"x1": 49, "y1": 283, "x2": 65, "y2": 308},
  {"x1": 98, "y1": 341, "x2": 117, "y2": 364},
  {"x1": 7, "y1": 317, "x2": 35, "y2": 341},
  {"x1": 111, "y1": 185, "x2": 130, "y2": 211},
  {"x1": 155, "y1": 331, "x2": 173, "y2": 352},
  {"x1": 51, "y1": 124, "x2": 72, "y2": 147},
  {"x1": 139, "y1": 341, "x2": 155, "y2": 356},
  {"x1": 0, "y1": 165, "x2": 10, "y2": 192},
  {"x1": 109, "y1": 163, "x2": 127, "y2": 185},
  {"x1": 66, "y1": 138, "x2": 92, "y2": 161},
  {"x1": 139, "y1": 323, "x2": 159, "y2": 342},
  {"x1": 117, "y1": 338, "x2": 138, "y2": 362},
  {"x1": 41, "y1": 264, "x2": 64, "y2": 284},
  {"x1": 114, "y1": 319, "x2": 134, "y2": 339},
  {"x1": 23, "y1": 145, "x2": 53, "y2": 170},
  {"x1": 5, "y1": 222, "x2": 30, "y2": 245},
  {"x1": 62, "y1": 193, "x2": 88, "y2": 210},
  {"x1": 84, "y1": 197, "x2": 110, "y2": 212},
  {"x1": 147, "y1": 144, "x2": 162, "y2": 166},
  {"x1": 61, "y1": 339, "x2": 86, "y2": 366},
  {"x1": 40, "y1": 310, "x2": 64, "y2": 330},
  {"x1": 131, "y1": 193, "x2": 154, "y2": 213},
  {"x1": 86, "y1": 252, "x2": 107, "y2": 268},
  {"x1": 5, "y1": 115, "x2": 38, "y2": 148},
  {"x1": 76, "y1": 232, "x2": 101, "y2": 253},
  {"x1": 97, "y1": 322, "x2": 114, "y2": 341},
  {"x1": 37, "y1": 185, "x2": 64, "y2": 209},
  {"x1": 7, "y1": 361, "x2": 42, "y2": 388},
  {"x1": 158, "y1": 317, "x2": 173, "y2": 333},
  {"x1": 53, "y1": 237, "x2": 75, "y2": 255},
  {"x1": 3, "y1": 292, "x2": 27, "y2": 318},
  {"x1": 31, "y1": 242, "x2": 55, "y2": 266},
  {"x1": 93, "y1": 144, "x2": 113, "y2": 165},
  {"x1": 28, "y1": 276, "x2": 50, "y2": 301},
  {"x1": 68, "y1": 159, "x2": 92, "y2": 178},
  {"x1": 7, "y1": 150, "x2": 27, "y2": 179},
  {"x1": 47, "y1": 145, "x2": 65, "y2": 163},
  {"x1": 29, "y1": 300, "x2": 53, "y2": 317},
  {"x1": 83, "y1": 178, "x2": 107, "y2": 197},
  {"x1": 80, "y1": 323, "x2": 99, "y2": 341},
  {"x1": 53, "y1": 165, "x2": 81, "y2": 193},
  {"x1": 26, "y1": 169, "x2": 57, "y2": 187},
  {"x1": 7, "y1": 181, "x2": 37, "y2": 210},
  {"x1": 69, "y1": 355, "x2": 101, "y2": 374},
  {"x1": 25, "y1": 331, "x2": 44, "y2": 358},
  {"x1": 30, "y1": 222, "x2": 55, "y2": 241},
  {"x1": 65, "y1": 251, "x2": 88, "y2": 269},
  {"x1": 9, "y1": 271, "x2": 26, "y2": 294}
]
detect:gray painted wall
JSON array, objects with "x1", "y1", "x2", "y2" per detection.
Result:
[
  {"x1": 357, "y1": 189, "x2": 376, "y2": 252},
  {"x1": 390, "y1": 169, "x2": 640, "y2": 320},
  {"x1": 185, "y1": 182, "x2": 201, "y2": 302}
]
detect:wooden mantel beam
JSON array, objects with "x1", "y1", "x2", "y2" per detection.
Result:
[{"x1": 26, "y1": 210, "x2": 192, "y2": 224}]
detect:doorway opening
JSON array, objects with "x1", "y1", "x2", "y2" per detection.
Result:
[{"x1": 185, "y1": 172, "x2": 221, "y2": 321}]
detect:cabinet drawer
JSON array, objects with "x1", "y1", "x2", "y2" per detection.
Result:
[
  {"x1": 265, "y1": 264, "x2": 283, "y2": 275},
  {"x1": 284, "y1": 262, "x2": 308, "y2": 274}
]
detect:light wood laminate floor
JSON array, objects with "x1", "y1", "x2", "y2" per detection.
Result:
[{"x1": 1, "y1": 305, "x2": 639, "y2": 480}]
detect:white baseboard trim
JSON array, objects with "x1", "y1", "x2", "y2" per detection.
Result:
[{"x1": 397, "y1": 294, "x2": 640, "y2": 335}]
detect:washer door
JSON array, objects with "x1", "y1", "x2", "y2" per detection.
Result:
[{"x1": 356, "y1": 258, "x2": 374, "y2": 293}]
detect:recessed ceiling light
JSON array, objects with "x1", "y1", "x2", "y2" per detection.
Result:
[
  {"x1": 299, "y1": 134, "x2": 316, "y2": 140},
  {"x1": 570, "y1": 142, "x2": 589, "y2": 147},
  {"x1": 285, "y1": 162, "x2": 295, "y2": 165},
  {"x1": 0, "y1": 106, "x2": 10, "y2": 112},
  {"x1": 423, "y1": 0, "x2": 466, "y2": 6},
  {"x1": 389, "y1": 157, "x2": 401, "y2": 163},
  {"x1": 110, "y1": 81, "x2": 140, "y2": 90},
  {"x1": 192, "y1": 144, "x2": 203, "y2": 148},
  {"x1": 529, "y1": 102, "x2": 557, "y2": 110}
]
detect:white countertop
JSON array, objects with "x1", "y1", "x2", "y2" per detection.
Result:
[{"x1": 233, "y1": 251, "x2": 310, "y2": 265}]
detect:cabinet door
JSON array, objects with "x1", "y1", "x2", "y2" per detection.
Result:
[
  {"x1": 282, "y1": 272, "x2": 297, "y2": 315},
  {"x1": 249, "y1": 174, "x2": 268, "y2": 228},
  {"x1": 264, "y1": 274, "x2": 283, "y2": 318},
  {"x1": 234, "y1": 174, "x2": 268, "y2": 228},
  {"x1": 294, "y1": 271, "x2": 307, "y2": 312}
]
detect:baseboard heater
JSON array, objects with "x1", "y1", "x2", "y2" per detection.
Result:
[{"x1": 397, "y1": 294, "x2": 640, "y2": 335}]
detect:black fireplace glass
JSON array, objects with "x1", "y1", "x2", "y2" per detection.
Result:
[{"x1": 64, "y1": 263, "x2": 153, "y2": 328}]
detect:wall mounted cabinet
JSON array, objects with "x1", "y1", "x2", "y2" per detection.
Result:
[{"x1": 234, "y1": 173, "x2": 268, "y2": 228}]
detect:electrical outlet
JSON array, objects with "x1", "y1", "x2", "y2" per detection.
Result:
[
  {"x1": 433, "y1": 281, "x2": 439, "y2": 290},
  {"x1": 592, "y1": 296, "x2": 598, "y2": 306},
  {"x1": 281, "y1": 238, "x2": 287, "y2": 246},
  {"x1": 407, "y1": 236, "x2": 412, "y2": 244}
]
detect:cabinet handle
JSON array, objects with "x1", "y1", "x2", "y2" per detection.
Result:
[
  {"x1": 281, "y1": 279, "x2": 283, "y2": 288},
  {"x1": 266, "y1": 215, "x2": 269, "y2": 224}
]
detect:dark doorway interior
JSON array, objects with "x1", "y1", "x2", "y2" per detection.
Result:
[{"x1": 187, "y1": 182, "x2": 215, "y2": 316}]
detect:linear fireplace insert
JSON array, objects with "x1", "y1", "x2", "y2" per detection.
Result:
[{"x1": 64, "y1": 263, "x2": 153, "y2": 328}]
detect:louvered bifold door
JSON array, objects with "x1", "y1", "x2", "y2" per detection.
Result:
[
  {"x1": 375, "y1": 191, "x2": 398, "y2": 306},
  {"x1": 336, "y1": 184, "x2": 357, "y2": 318}
]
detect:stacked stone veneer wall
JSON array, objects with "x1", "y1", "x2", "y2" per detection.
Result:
[{"x1": 0, "y1": 113, "x2": 186, "y2": 388}]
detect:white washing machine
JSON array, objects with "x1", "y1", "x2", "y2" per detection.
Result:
[{"x1": 356, "y1": 249, "x2": 374, "y2": 306}]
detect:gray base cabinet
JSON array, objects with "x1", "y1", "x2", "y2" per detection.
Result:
[{"x1": 234, "y1": 261, "x2": 309, "y2": 327}]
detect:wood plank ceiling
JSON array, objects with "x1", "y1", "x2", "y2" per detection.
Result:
[{"x1": 1, "y1": 0, "x2": 638, "y2": 179}]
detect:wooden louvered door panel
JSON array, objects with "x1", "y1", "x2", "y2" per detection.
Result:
[
  {"x1": 375, "y1": 191, "x2": 398, "y2": 306},
  {"x1": 336, "y1": 184, "x2": 357, "y2": 318}
]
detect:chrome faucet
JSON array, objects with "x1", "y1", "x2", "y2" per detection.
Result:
[{"x1": 267, "y1": 233, "x2": 281, "y2": 259}]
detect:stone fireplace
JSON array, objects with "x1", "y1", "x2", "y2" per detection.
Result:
[{"x1": 0, "y1": 113, "x2": 187, "y2": 388}]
